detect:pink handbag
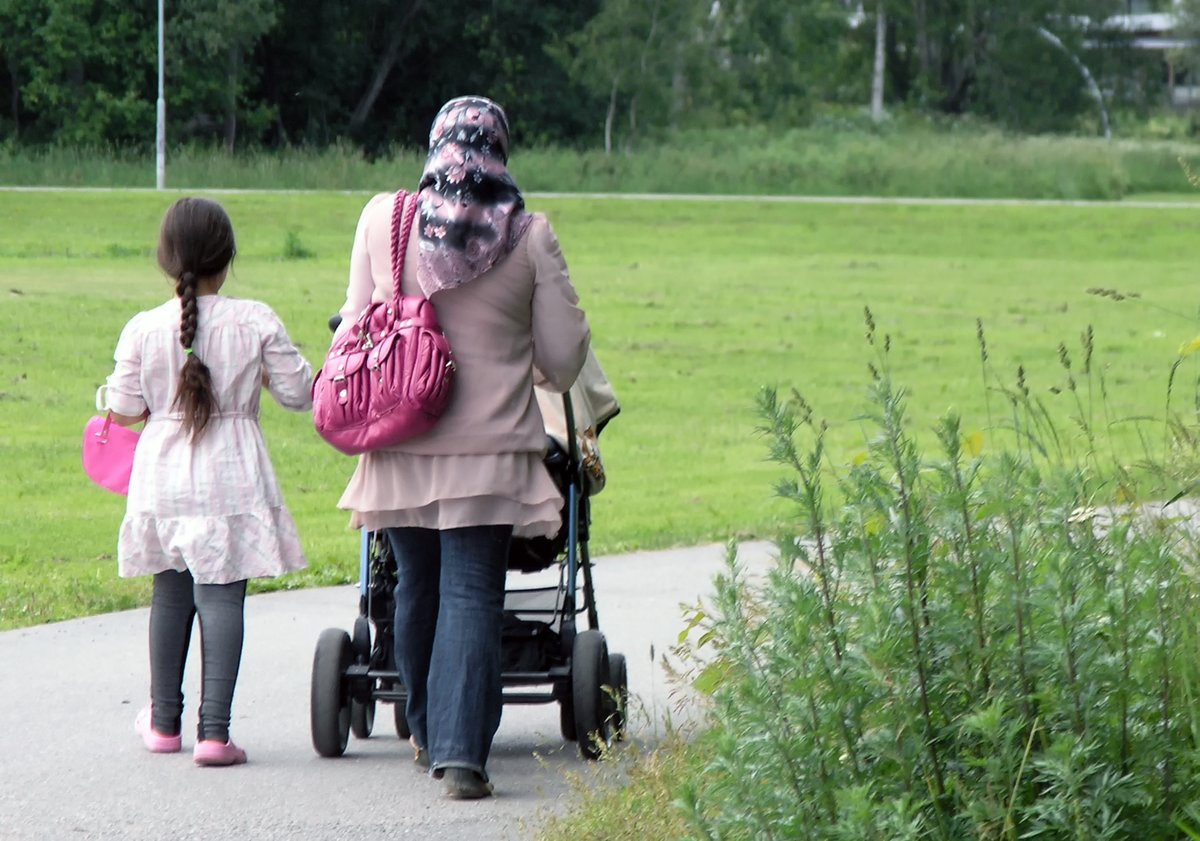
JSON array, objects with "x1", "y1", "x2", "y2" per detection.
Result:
[
  {"x1": 82, "y1": 412, "x2": 140, "y2": 495},
  {"x1": 313, "y1": 190, "x2": 455, "y2": 456}
]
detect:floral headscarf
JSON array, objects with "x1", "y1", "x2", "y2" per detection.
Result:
[{"x1": 415, "y1": 96, "x2": 533, "y2": 296}]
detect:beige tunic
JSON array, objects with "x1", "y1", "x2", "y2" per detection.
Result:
[{"x1": 336, "y1": 193, "x2": 590, "y2": 536}]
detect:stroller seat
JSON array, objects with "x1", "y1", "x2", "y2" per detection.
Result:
[{"x1": 507, "y1": 436, "x2": 571, "y2": 574}]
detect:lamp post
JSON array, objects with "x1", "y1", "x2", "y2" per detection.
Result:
[{"x1": 155, "y1": 0, "x2": 165, "y2": 190}]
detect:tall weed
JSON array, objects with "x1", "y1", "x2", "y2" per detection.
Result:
[
  {"x1": 687, "y1": 311, "x2": 1200, "y2": 839},
  {"x1": 2, "y1": 128, "x2": 1199, "y2": 198}
]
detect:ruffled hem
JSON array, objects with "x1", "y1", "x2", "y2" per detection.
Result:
[
  {"x1": 118, "y1": 507, "x2": 308, "y2": 584},
  {"x1": 351, "y1": 496, "x2": 562, "y2": 538},
  {"x1": 338, "y1": 451, "x2": 563, "y2": 537}
]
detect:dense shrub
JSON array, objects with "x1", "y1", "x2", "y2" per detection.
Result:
[{"x1": 682, "y1": 313, "x2": 1200, "y2": 840}]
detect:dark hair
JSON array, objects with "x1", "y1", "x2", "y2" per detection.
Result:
[{"x1": 157, "y1": 197, "x2": 236, "y2": 441}]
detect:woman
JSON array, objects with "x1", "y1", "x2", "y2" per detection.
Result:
[{"x1": 335, "y1": 96, "x2": 590, "y2": 798}]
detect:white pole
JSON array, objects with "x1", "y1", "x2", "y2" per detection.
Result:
[{"x1": 155, "y1": 0, "x2": 165, "y2": 190}]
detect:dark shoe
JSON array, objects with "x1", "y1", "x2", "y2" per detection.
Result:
[
  {"x1": 443, "y1": 767, "x2": 493, "y2": 799},
  {"x1": 409, "y1": 736, "x2": 430, "y2": 769}
]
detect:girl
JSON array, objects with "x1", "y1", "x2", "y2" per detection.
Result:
[{"x1": 106, "y1": 197, "x2": 313, "y2": 766}]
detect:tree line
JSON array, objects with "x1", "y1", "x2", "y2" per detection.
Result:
[{"x1": 0, "y1": 0, "x2": 1178, "y2": 154}]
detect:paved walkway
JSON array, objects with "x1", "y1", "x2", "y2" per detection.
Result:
[{"x1": 0, "y1": 541, "x2": 775, "y2": 841}]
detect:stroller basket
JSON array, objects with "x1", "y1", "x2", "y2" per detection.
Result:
[{"x1": 502, "y1": 586, "x2": 565, "y2": 675}]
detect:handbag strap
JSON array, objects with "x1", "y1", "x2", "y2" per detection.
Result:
[{"x1": 389, "y1": 189, "x2": 419, "y2": 303}]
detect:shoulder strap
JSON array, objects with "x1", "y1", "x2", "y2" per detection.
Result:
[{"x1": 389, "y1": 190, "x2": 418, "y2": 301}]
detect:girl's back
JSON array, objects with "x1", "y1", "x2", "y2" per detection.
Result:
[
  {"x1": 110, "y1": 294, "x2": 313, "y2": 583},
  {"x1": 117, "y1": 295, "x2": 311, "y2": 420}
]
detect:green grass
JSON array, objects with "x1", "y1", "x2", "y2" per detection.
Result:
[
  {"x1": 533, "y1": 735, "x2": 708, "y2": 841},
  {"x1": 4, "y1": 125, "x2": 1200, "y2": 199},
  {"x1": 2, "y1": 189, "x2": 1200, "y2": 628}
]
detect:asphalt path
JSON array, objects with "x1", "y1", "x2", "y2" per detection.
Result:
[{"x1": 0, "y1": 541, "x2": 775, "y2": 841}]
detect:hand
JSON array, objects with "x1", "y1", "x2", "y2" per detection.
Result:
[{"x1": 111, "y1": 408, "x2": 149, "y2": 427}]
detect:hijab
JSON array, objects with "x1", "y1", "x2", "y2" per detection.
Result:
[{"x1": 414, "y1": 96, "x2": 533, "y2": 296}]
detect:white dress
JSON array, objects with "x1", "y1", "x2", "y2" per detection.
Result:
[{"x1": 105, "y1": 296, "x2": 314, "y2": 584}]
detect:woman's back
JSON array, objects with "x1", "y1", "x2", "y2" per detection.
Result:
[
  {"x1": 339, "y1": 194, "x2": 589, "y2": 457},
  {"x1": 334, "y1": 97, "x2": 592, "y2": 797}
]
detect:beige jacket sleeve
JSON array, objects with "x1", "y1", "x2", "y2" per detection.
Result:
[{"x1": 529, "y1": 217, "x2": 590, "y2": 393}]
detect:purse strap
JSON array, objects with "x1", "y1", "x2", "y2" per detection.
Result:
[{"x1": 389, "y1": 189, "x2": 419, "y2": 304}]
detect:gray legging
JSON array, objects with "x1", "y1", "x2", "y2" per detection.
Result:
[{"x1": 148, "y1": 569, "x2": 247, "y2": 743}]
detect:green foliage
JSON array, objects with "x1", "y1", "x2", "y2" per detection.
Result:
[
  {"x1": 0, "y1": 0, "x2": 1172, "y2": 151},
  {"x1": 281, "y1": 230, "x2": 314, "y2": 260},
  {"x1": 4, "y1": 127, "x2": 1200, "y2": 200},
  {"x1": 1171, "y1": 0, "x2": 1200, "y2": 90},
  {"x1": 534, "y1": 734, "x2": 706, "y2": 841},
  {"x1": 973, "y1": 24, "x2": 1092, "y2": 133},
  {"x1": 681, "y1": 313, "x2": 1200, "y2": 839},
  {"x1": 281, "y1": 0, "x2": 603, "y2": 151},
  {"x1": 548, "y1": 0, "x2": 685, "y2": 150},
  {"x1": 166, "y1": 0, "x2": 280, "y2": 149},
  {"x1": 3, "y1": 0, "x2": 155, "y2": 144}
]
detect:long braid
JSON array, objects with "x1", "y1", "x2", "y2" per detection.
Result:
[
  {"x1": 172, "y1": 269, "x2": 218, "y2": 440},
  {"x1": 162, "y1": 198, "x2": 229, "y2": 442},
  {"x1": 177, "y1": 270, "x2": 199, "y2": 348}
]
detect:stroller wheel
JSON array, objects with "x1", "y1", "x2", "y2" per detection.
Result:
[
  {"x1": 608, "y1": 652, "x2": 629, "y2": 741},
  {"x1": 559, "y1": 689, "x2": 577, "y2": 742},
  {"x1": 351, "y1": 616, "x2": 371, "y2": 663},
  {"x1": 311, "y1": 628, "x2": 352, "y2": 757},
  {"x1": 571, "y1": 630, "x2": 613, "y2": 760},
  {"x1": 351, "y1": 694, "x2": 376, "y2": 739},
  {"x1": 393, "y1": 699, "x2": 412, "y2": 740}
]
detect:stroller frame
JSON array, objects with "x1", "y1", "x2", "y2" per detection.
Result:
[{"x1": 310, "y1": 393, "x2": 626, "y2": 761}]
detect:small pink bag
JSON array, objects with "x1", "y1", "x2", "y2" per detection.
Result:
[
  {"x1": 83, "y1": 412, "x2": 140, "y2": 495},
  {"x1": 313, "y1": 190, "x2": 455, "y2": 455}
]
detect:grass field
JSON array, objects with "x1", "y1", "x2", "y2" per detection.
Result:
[
  {"x1": 5, "y1": 125, "x2": 1200, "y2": 199},
  {"x1": 2, "y1": 189, "x2": 1200, "y2": 629}
]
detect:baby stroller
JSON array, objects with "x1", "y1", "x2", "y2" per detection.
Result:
[{"x1": 309, "y1": 345, "x2": 624, "y2": 761}]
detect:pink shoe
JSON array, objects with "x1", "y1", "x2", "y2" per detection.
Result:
[
  {"x1": 194, "y1": 739, "x2": 247, "y2": 767},
  {"x1": 135, "y1": 706, "x2": 182, "y2": 754}
]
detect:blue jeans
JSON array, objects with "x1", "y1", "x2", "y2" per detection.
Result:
[{"x1": 386, "y1": 525, "x2": 511, "y2": 779}]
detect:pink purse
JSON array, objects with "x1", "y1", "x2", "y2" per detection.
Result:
[
  {"x1": 83, "y1": 412, "x2": 140, "y2": 495},
  {"x1": 313, "y1": 190, "x2": 455, "y2": 456}
]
